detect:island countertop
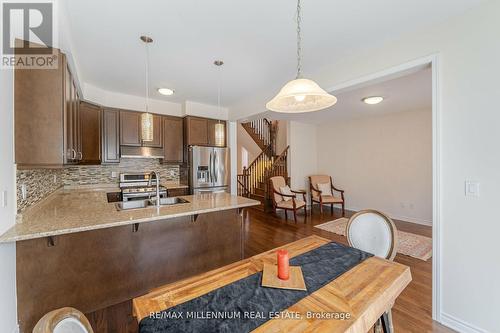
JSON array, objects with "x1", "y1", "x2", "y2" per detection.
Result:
[{"x1": 0, "y1": 188, "x2": 259, "y2": 243}]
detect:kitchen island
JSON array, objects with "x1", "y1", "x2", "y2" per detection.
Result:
[{"x1": 2, "y1": 188, "x2": 259, "y2": 333}]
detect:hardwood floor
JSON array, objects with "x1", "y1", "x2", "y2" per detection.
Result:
[{"x1": 87, "y1": 206, "x2": 454, "y2": 333}]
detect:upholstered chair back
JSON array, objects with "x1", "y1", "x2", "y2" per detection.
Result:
[
  {"x1": 309, "y1": 175, "x2": 331, "y2": 198},
  {"x1": 270, "y1": 176, "x2": 287, "y2": 203}
]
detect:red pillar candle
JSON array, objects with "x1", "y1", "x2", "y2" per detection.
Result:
[{"x1": 277, "y1": 249, "x2": 290, "y2": 280}]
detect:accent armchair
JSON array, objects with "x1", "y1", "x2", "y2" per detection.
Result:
[
  {"x1": 269, "y1": 176, "x2": 307, "y2": 223},
  {"x1": 309, "y1": 175, "x2": 345, "y2": 216}
]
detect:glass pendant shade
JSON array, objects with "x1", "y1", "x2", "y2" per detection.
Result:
[
  {"x1": 141, "y1": 112, "x2": 154, "y2": 142},
  {"x1": 214, "y1": 122, "x2": 225, "y2": 146},
  {"x1": 266, "y1": 78, "x2": 337, "y2": 113}
]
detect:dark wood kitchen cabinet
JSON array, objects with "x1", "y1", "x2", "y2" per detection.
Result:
[
  {"x1": 120, "y1": 111, "x2": 141, "y2": 146},
  {"x1": 184, "y1": 116, "x2": 226, "y2": 147},
  {"x1": 15, "y1": 51, "x2": 79, "y2": 168},
  {"x1": 102, "y1": 108, "x2": 120, "y2": 163},
  {"x1": 79, "y1": 102, "x2": 102, "y2": 164},
  {"x1": 162, "y1": 116, "x2": 183, "y2": 163},
  {"x1": 120, "y1": 111, "x2": 163, "y2": 147}
]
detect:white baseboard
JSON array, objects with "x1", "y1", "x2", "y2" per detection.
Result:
[
  {"x1": 441, "y1": 312, "x2": 488, "y2": 333},
  {"x1": 343, "y1": 205, "x2": 433, "y2": 226}
]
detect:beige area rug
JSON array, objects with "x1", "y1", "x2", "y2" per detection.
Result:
[{"x1": 314, "y1": 218, "x2": 432, "y2": 261}]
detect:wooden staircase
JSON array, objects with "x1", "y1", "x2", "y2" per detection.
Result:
[{"x1": 237, "y1": 119, "x2": 289, "y2": 211}]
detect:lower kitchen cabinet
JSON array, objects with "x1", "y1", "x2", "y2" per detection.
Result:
[{"x1": 167, "y1": 188, "x2": 189, "y2": 197}]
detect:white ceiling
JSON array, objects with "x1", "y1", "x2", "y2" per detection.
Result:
[
  {"x1": 263, "y1": 66, "x2": 432, "y2": 124},
  {"x1": 64, "y1": 0, "x2": 481, "y2": 109}
]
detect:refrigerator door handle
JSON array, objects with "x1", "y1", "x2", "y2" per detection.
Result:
[
  {"x1": 209, "y1": 151, "x2": 213, "y2": 183},
  {"x1": 214, "y1": 150, "x2": 218, "y2": 183}
]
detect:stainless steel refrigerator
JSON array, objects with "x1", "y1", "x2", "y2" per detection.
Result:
[{"x1": 189, "y1": 146, "x2": 229, "y2": 194}]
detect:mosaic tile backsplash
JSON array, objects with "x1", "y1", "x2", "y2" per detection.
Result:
[{"x1": 16, "y1": 158, "x2": 183, "y2": 213}]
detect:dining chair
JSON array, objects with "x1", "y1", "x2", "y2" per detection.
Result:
[
  {"x1": 308, "y1": 175, "x2": 345, "y2": 216},
  {"x1": 346, "y1": 209, "x2": 398, "y2": 333},
  {"x1": 33, "y1": 307, "x2": 94, "y2": 333},
  {"x1": 269, "y1": 176, "x2": 307, "y2": 223}
]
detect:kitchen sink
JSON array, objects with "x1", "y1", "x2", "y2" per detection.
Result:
[
  {"x1": 115, "y1": 197, "x2": 189, "y2": 211},
  {"x1": 151, "y1": 197, "x2": 190, "y2": 206},
  {"x1": 115, "y1": 199, "x2": 150, "y2": 211}
]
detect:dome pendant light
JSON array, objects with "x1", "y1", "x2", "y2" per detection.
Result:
[
  {"x1": 266, "y1": 0, "x2": 337, "y2": 113},
  {"x1": 140, "y1": 35, "x2": 154, "y2": 142}
]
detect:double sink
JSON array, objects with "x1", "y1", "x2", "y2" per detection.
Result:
[{"x1": 114, "y1": 196, "x2": 189, "y2": 211}]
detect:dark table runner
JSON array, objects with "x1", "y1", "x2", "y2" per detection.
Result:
[{"x1": 139, "y1": 242, "x2": 372, "y2": 333}]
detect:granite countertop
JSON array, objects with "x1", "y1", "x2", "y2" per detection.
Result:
[{"x1": 0, "y1": 188, "x2": 259, "y2": 243}]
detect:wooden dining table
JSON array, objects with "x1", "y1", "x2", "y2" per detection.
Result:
[{"x1": 133, "y1": 235, "x2": 412, "y2": 333}]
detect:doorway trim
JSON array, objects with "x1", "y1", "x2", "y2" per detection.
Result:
[{"x1": 326, "y1": 54, "x2": 442, "y2": 322}]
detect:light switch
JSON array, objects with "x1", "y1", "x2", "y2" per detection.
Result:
[{"x1": 465, "y1": 181, "x2": 480, "y2": 197}]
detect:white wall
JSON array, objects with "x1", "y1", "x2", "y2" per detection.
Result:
[
  {"x1": 317, "y1": 110, "x2": 432, "y2": 225},
  {"x1": 284, "y1": 2, "x2": 500, "y2": 331},
  {"x1": 83, "y1": 83, "x2": 183, "y2": 116},
  {"x1": 0, "y1": 67, "x2": 19, "y2": 332},
  {"x1": 236, "y1": 124, "x2": 261, "y2": 173},
  {"x1": 183, "y1": 101, "x2": 229, "y2": 120},
  {"x1": 275, "y1": 120, "x2": 289, "y2": 155},
  {"x1": 289, "y1": 121, "x2": 318, "y2": 204}
]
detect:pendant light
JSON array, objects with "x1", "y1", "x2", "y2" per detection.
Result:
[
  {"x1": 140, "y1": 35, "x2": 154, "y2": 142},
  {"x1": 266, "y1": 0, "x2": 337, "y2": 113},
  {"x1": 214, "y1": 60, "x2": 225, "y2": 146}
]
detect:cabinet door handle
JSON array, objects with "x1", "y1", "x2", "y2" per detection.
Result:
[
  {"x1": 77, "y1": 152, "x2": 83, "y2": 160},
  {"x1": 71, "y1": 149, "x2": 77, "y2": 160}
]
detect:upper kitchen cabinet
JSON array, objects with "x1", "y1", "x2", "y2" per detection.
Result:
[
  {"x1": 120, "y1": 111, "x2": 141, "y2": 146},
  {"x1": 162, "y1": 116, "x2": 183, "y2": 163},
  {"x1": 184, "y1": 116, "x2": 226, "y2": 147},
  {"x1": 120, "y1": 111, "x2": 163, "y2": 148},
  {"x1": 15, "y1": 51, "x2": 67, "y2": 168},
  {"x1": 102, "y1": 108, "x2": 120, "y2": 163},
  {"x1": 79, "y1": 102, "x2": 102, "y2": 164}
]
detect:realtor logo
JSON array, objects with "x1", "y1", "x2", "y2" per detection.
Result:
[{"x1": 1, "y1": 0, "x2": 58, "y2": 69}]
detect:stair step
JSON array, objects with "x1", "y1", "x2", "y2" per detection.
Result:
[{"x1": 254, "y1": 187, "x2": 265, "y2": 196}]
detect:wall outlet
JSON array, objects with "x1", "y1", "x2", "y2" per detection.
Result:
[
  {"x1": 53, "y1": 174, "x2": 58, "y2": 184},
  {"x1": 111, "y1": 171, "x2": 118, "y2": 178},
  {"x1": 21, "y1": 184, "x2": 27, "y2": 200}
]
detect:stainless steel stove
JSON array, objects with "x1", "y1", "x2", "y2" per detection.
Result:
[{"x1": 119, "y1": 172, "x2": 167, "y2": 201}]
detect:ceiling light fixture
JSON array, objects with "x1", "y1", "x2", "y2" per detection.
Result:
[
  {"x1": 266, "y1": 0, "x2": 337, "y2": 113},
  {"x1": 140, "y1": 35, "x2": 153, "y2": 142},
  {"x1": 214, "y1": 60, "x2": 225, "y2": 146},
  {"x1": 362, "y1": 96, "x2": 384, "y2": 105},
  {"x1": 158, "y1": 88, "x2": 174, "y2": 96}
]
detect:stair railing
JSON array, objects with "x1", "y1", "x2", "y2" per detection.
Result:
[
  {"x1": 238, "y1": 145, "x2": 273, "y2": 196},
  {"x1": 245, "y1": 119, "x2": 276, "y2": 156}
]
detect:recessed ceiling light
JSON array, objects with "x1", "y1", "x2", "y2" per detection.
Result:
[
  {"x1": 158, "y1": 88, "x2": 174, "y2": 96},
  {"x1": 362, "y1": 96, "x2": 384, "y2": 105}
]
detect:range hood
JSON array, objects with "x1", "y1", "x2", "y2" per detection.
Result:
[{"x1": 120, "y1": 146, "x2": 165, "y2": 159}]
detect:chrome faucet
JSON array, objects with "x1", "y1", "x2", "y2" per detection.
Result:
[{"x1": 148, "y1": 171, "x2": 161, "y2": 207}]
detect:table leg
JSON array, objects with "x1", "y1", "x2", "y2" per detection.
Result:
[{"x1": 381, "y1": 312, "x2": 392, "y2": 333}]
